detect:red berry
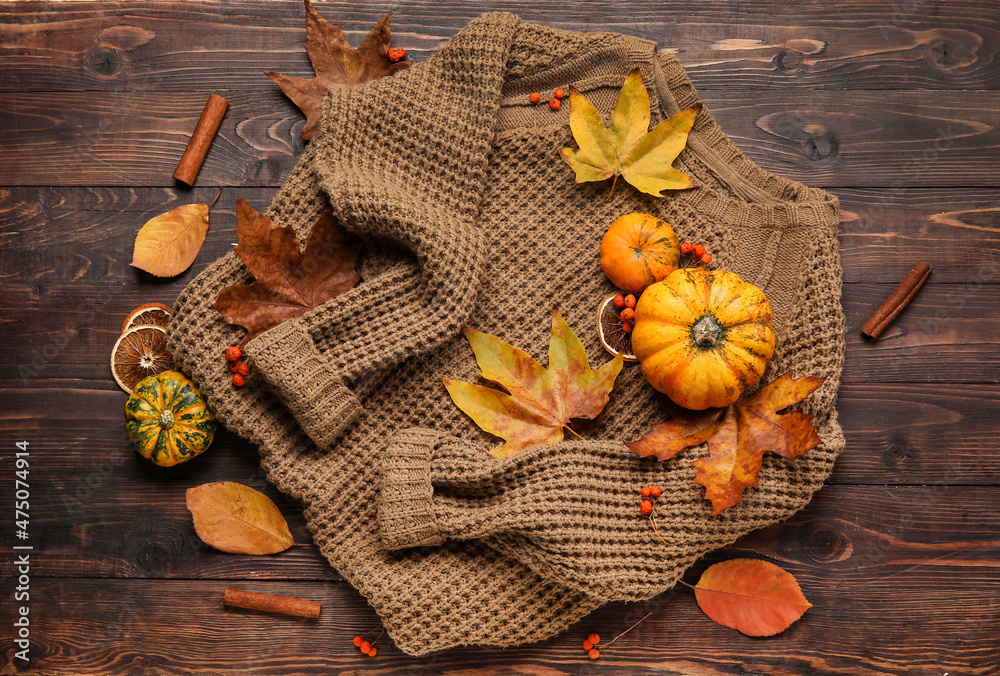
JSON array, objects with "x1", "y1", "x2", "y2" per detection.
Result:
[
  {"x1": 549, "y1": 98, "x2": 561, "y2": 111},
  {"x1": 640, "y1": 500, "x2": 653, "y2": 515},
  {"x1": 694, "y1": 244, "x2": 706, "y2": 257},
  {"x1": 237, "y1": 362, "x2": 250, "y2": 376},
  {"x1": 353, "y1": 636, "x2": 362, "y2": 647},
  {"x1": 588, "y1": 633, "x2": 600, "y2": 645},
  {"x1": 621, "y1": 320, "x2": 633, "y2": 333},
  {"x1": 232, "y1": 373, "x2": 246, "y2": 387},
  {"x1": 701, "y1": 253, "x2": 713, "y2": 264},
  {"x1": 554, "y1": 88, "x2": 565, "y2": 99},
  {"x1": 368, "y1": 647, "x2": 377, "y2": 657},
  {"x1": 624, "y1": 294, "x2": 636, "y2": 309},
  {"x1": 613, "y1": 294, "x2": 626, "y2": 309},
  {"x1": 360, "y1": 640, "x2": 371, "y2": 654},
  {"x1": 589, "y1": 648, "x2": 600, "y2": 660},
  {"x1": 641, "y1": 486, "x2": 651, "y2": 498},
  {"x1": 229, "y1": 362, "x2": 240, "y2": 373},
  {"x1": 620, "y1": 308, "x2": 635, "y2": 322},
  {"x1": 530, "y1": 92, "x2": 541, "y2": 104},
  {"x1": 679, "y1": 242, "x2": 693, "y2": 254},
  {"x1": 650, "y1": 485, "x2": 662, "y2": 498},
  {"x1": 583, "y1": 640, "x2": 593, "y2": 651},
  {"x1": 226, "y1": 346, "x2": 241, "y2": 361},
  {"x1": 695, "y1": 266, "x2": 705, "y2": 271}
]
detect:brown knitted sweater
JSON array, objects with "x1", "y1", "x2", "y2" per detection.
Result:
[{"x1": 167, "y1": 13, "x2": 845, "y2": 656}]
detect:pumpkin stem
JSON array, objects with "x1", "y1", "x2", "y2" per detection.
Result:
[
  {"x1": 692, "y1": 316, "x2": 723, "y2": 348},
  {"x1": 159, "y1": 409, "x2": 175, "y2": 430}
]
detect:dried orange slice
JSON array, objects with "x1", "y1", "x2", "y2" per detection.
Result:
[
  {"x1": 111, "y1": 325, "x2": 173, "y2": 393},
  {"x1": 121, "y1": 302, "x2": 172, "y2": 333},
  {"x1": 597, "y1": 292, "x2": 638, "y2": 363}
]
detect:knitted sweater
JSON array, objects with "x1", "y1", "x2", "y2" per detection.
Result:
[{"x1": 167, "y1": 13, "x2": 845, "y2": 656}]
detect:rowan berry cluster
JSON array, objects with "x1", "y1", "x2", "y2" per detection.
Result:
[
  {"x1": 639, "y1": 484, "x2": 662, "y2": 516},
  {"x1": 352, "y1": 626, "x2": 383, "y2": 657},
  {"x1": 582, "y1": 632, "x2": 601, "y2": 660},
  {"x1": 529, "y1": 87, "x2": 566, "y2": 111},
  {"x1": 611, "y1": 293, "x2": 637, "y2": 332},
  {"x1": 679, "y1": 241, "x2": 713, "y2": 267},
  {"x1": 225, "y1": 345, "x2": 251, "y2": 386},
  {"x1": 386, "y1": 48, "x2": 407, "y2": 63}
]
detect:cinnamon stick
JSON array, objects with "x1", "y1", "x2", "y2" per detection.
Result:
[
  {"x1": 173, "y1": 94, "x2": 229, "y2": 186},
  {"x1": 223, "y1": 588, "x2": 321, "y2": 619},
  {"x1": 861, "y1": 260, "x2": 932, "y2": 339}
]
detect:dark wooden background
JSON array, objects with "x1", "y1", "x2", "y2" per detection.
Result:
[{"x1": 2, "y1": 1, "x2": 999, "y2": 674}]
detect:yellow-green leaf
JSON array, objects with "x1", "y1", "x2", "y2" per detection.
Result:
[
  {"x1": 131, "y1": 202, "x2": 210, "y2": 277},
  {"x1": 185, "y1": 482, "x2": 294, "y2": 555},
  {"x1": 560, "y1": 67, "x2": 701, "y2": 201},
  {"x1": 444, "y1": 310, "x2": 624, "y2": 459}
]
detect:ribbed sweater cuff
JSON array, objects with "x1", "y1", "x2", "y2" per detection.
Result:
[
  {"x1": 246, "y1": 320, "x2": 362, "y2": 449},
  {"x1": 378, "y1": 428, "x2": 446, "y2": 549}
]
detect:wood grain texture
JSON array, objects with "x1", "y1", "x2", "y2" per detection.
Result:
[
  {"x1": 2, "y1": 0, "x2": 999, "y2": 92},
  {"x1": 3, "y1": 89, "x2": 999, "y2": 187},
  {"x1": 1, "y1": 486, "x2": 998, "y2": 674}
]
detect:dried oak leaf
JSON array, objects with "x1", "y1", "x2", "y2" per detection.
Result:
[
  {"x1": 215, "y1": 199, "x2": 361, "y2": 345},
  {"x1": 561, "y1": 67, "x2": 701, "y2": 202},
  {"x1": 444, "y1": 310, "x2": 624, "y2": 460},
  {"x1": 687, "y1": 559, "x2": 812, "y2": 636},
  {"x1": 626, "y1": 371, "x2": 825, "y2": 514},
  {"x1": 266, "y1": 0, "x2": 411, "y2": 140},
  {"x1": 185, "y1": 481, "x2": 294, "y2": 555}
]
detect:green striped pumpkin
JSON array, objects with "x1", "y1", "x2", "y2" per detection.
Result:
[{"x1": 125, "y1": 370, "x2": 216, "y2": 467}]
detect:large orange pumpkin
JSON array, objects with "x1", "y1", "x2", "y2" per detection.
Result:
[
  {"x1": 600, "y1": 212, "x2": 680, "y2": 293},
  {"x1": 631, "y1": 269, "x2": 775, "y2": 410}
]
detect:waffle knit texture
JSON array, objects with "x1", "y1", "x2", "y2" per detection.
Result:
[{"x1": 167, "y1": 13, "x2": 846, "y2": 656}]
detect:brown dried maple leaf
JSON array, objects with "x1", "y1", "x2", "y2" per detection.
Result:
[
  {"x1": 215, "y1": 199, "x2": 361, "y2": 345},
  {"x1": 626, "y1": 371, "x2": 825, "y2": 514},
  {"x1": 266, "y1": 1, "x2": 411, "y2": 140}
]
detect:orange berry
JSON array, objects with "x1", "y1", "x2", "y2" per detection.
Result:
[
  {"x1": 695, "y1": 266, "x2": 705, "y2": 271},
  {"x1": 368, "y1": 647, "x2": 377, "y2": 657},
  {"x1": 624, "y1": 294, "x2": 636, "y2": 308},
  {"x1": 549, "y1": 98, "x2": 561, "y2": 111},
  {"x1": 232, "y1": 373, "x2": 246, "y2": 387},
  {"x1": 237, "y1": 362, "x2": 250, "y2": 376},
  {"x1": 641, "y1": 486, "x2": 651, "y2": 498},
  {"x1": 226, "y1": 346, "x2": 241, "y2": 361},
  {"x1": 613, "y1": 294, "x2": 625, "y2": 309},
  {"x1": 640, "y1": 500, "x2": 653, "y2": 515},
  {"x1": 650, "y1": 485, "x2": 662, "y2": 498},
  {"x1": 360, "y1": 640, "x2": 371, "y2": 653},
  {"x1": 353, "y1": 636, "x2": 362, "y2": 647},
  {"x1": 589, "y1": 648, "x2": 600, "y2": 660},
  {"x1": 621, "y1": 320, "x2": 633, "y2": 333},
  {"x1": 588, "y1": 633, "x2": 600, "y2": 645},
  {"x1": 229, "y1": 362, "x2": 240, "y2": 373},
  {"x1": 694, "y1": 244, "x2": 706, "y2": 257},
  {"x1": 387, "y1": 48, "x2": 407, "y2": 63},
  {"x1": 554, "y1": 88, "x2": 565, "y2": 99},
  {"x1": 583, "y1": 640, "x2": 593, "y2": 651},
  {"x1": 679, "y1": 242, "x2": 693, "y2": 254},
  {"x1": 701, "y1": 253, "x2": 713, "y2": 264},
  {"x1": 620, "y1": 308, "x2": 635, "y2": 322},
  {"x1": 530, "y1": 92, "x2": 541, "y2": 104}
]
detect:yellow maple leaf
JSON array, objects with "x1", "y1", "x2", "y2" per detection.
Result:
[
  {"x1": 444, "y1": 310, "x2": 624, "y2": 459},
  {"x1": 560, "y1": 68, "x2": 701, "y2": 202}
]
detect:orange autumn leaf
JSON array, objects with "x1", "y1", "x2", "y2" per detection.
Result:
[
  {"x1": 185, "y1": 482, "x2": 294, "y2": 555},
  {"x1": 626, "y1": 371, "x2": 824, "y2": 514},
  {"x1": 214, "y1": 199, "x2": 361, "y2": 345},
  {"x1": 444, "y1": 310, "x2": 624, "y2": 459},
  {"x1": 266, "y1": 0, "x2": 411, "y2": 140},
  {"x1": 689, "y1": 559, "x2": 812, "y2": 636},
  {"x1": 130, "y1": 202, "x2": 211, "y2": 277}
]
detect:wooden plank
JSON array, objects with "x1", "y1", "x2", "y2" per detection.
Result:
[
  {"x1": 2, "y1": 88, "x2": 1000, "y2": 187},
  {"x1": 1, "y1": 486, "x2": 997, "y2": 674},
  {"x1": 2, "y1": 0, "x2": 999, "y2": 92},
  {"x1": 3, "y1": 187, "x2": 999, "y2": 286}
]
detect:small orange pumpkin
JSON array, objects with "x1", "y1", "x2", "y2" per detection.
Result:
[
  {"x1": 631, "y1": 269, "x2": 776, "y2": 410},
  {"x1": 600, "y1": 212, "x2": 680, "y2": 293}
]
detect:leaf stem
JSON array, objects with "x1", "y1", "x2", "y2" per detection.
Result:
[
  {"x1": 605, "y1": 173, "x2": 620, "y2": 203},
  {"x1": 208, "y1": 187, "x2": 223, "y2": 209},
  {"x1": 564, "y1": 425, "x2": 584, "y2": 440},
  {"x1": 598, "y1": 611, "x2": 653, "y2": 650}
]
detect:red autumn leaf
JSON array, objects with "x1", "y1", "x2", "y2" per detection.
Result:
[
  {"x1": 688, "y1": 559, "x2": 812, "y2": 636},
  {"x1": 266, "y1": 0, "x2": 411, "y2": 140},
  {"x1": 626, "y1": 371, "x2": 825, "y2": 514},
  {"x1": 215, "y1": 199, "x2": 361, "y2": 345}
]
